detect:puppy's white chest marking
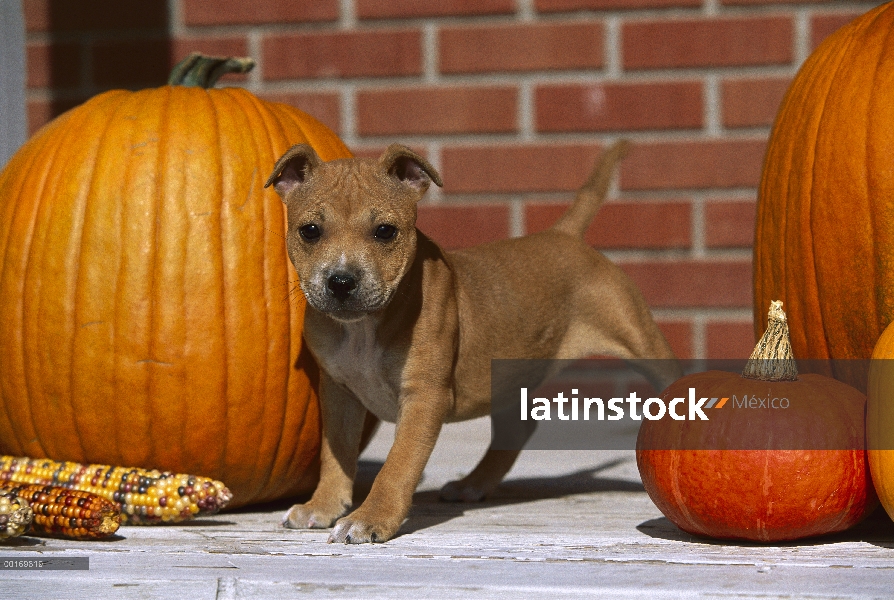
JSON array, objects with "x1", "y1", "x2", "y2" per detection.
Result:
[{"x1": 322, "y1": 320, "x2": 399, "y2": 422}]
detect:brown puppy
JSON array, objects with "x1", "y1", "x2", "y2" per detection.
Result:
[{"x1": 266, "y1": 141, "x2": 681, "y2": 544}]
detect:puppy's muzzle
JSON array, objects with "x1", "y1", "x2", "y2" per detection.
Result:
[{"x1": 327, "y1": 272, "x2": 358, "y2": 302}]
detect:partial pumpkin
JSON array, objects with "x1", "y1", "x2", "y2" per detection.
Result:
[
  {"x1": 868, "y1": 322, "x2": 894, "y2": 523},
  {"x1": 754, "y1": 2, "x2": 894, "y2": 390},
  {"x1": 0, "y1": 54, "x2": 352, "y2": 508},
  {"x1": 637, "y1": 302, "x2": 876, "y2": 541}
]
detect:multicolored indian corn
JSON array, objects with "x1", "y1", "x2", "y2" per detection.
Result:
[
  {"x1": 0, "y1": 493, "x2": 33, "y2": 540},
  {"x1": 0, "y1": 456, "x2": 232, "y2": 524},
  {"x1": 0, "y1": 484, "x2": 119, "y2": 539}
]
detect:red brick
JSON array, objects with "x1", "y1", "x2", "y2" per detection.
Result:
[
  {"x1": 656, "y1": 321, "x2": 694, "y2": 360},
  {"x1": 27, "y1": 99, "x2": 54, "y2": 136},
  {"x1": 23, "y1": 0, "x2": 167, "y2": 33},
  {"x1": 524, "y1": 201, "x2": 691, "y2": 249},
  {"x1": 440, "y1": 144, "x2": 605, "y2": 194},
  {"x1": 619, "y1": 260, "x2": 753, "y2": 308},
  {"x1": 705, "y1": 200, "x2": 756, "y2": 248},
  {"x1": 183, "y1": 0, "x2": 337, "y2": 26},
  {"x1": 90, "y1": 39, "x2": 171, "y2": 88},
  {"x1": 171, "y1": 38, "x2": 250, "y2": 85},
  {"x1": 358, "y1": 0, "x2": 514, "y2": 19},
  {"x1": 706, "y1": 321, "x2": 756, "y2": 359},
  {"x1": 440, "y1": 22, "x2": 604, "y2": 74},
  {"x1": 357, "y1": 86, "x2": 517, "y2": 137},
  {"x1": 811, "y1": 13, "x2": 863, "y2": 51},
  {"x1": 623, "y1": 17, "x2": 793, "y2": 70},
  {"x1": 263, "y1": 30, "x2": 422, "y2": 80},
  {"x1": 27, "y1": 98, "x2": 84, "y2": 136},
  {"x1": 416, "y1": 205, "x2": 510, "y2": 250},
  {"x1": 27, "y1": 42, "x2": 80, "y2": 90},
  {"x1": 536, "y1": 81, "x2": 702, "y2": 133},
  {"x1": 722, "y1": 77, "x2": 791, "y2": 128},
  {"x1": 352, "y1": 145, "x2": 432, "y2": 160},
  {"x1": 351, "y1": 146, "x2": 392, "y2": 160},
  {"x1": 23, "y1": 0, "x2": 50, "y2": 32},
  {"x1": 25, "y1": 100, "x2": 53, "y2": 136},
  {"x1": 258, "y1": 92, "x2": 343, "y2": 136},
  {"x1": 620, "y1": 139, "x2": 767, "y2": 191},
  {"x1": 537, "y1": 0, "x2": 700, "y2": 10},
  {"x1": 172, "y1": 38, "x2": 249, "y2": 64}
]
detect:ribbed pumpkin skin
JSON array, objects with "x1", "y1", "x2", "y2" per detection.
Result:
[
  {"x1": 754, "y1": 2, "x2": 894, "y2": 386},
  {"x1": 0, "y1": 86, "x2": 352, "y2": 508},
  {"x1": 637, "y1": 371, "x2": 876, "y2": 541}
]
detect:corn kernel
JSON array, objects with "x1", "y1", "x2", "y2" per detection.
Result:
[
  {"x1": 0, "y1": 456, "x2": 232, "y2": 525},
  {"x1": 0, "y1": 485, "x2": 117, "y2": 539}
]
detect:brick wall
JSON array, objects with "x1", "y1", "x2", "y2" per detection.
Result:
[{"x1": 22, "y1": 0, "x2": 886, "y2": 360}]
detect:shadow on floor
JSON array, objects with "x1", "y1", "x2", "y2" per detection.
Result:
[
  {"x1": 636, "y1": 506, "x2": 894, "y2": 548},
  {"x1": 392, "y1": 457, "x2": 645, "y2": 537}
]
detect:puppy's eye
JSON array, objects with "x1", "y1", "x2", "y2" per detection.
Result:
[
  {"x1": 374, "y1": 224, "x2": 397, "y2": 240},
  {"x1": 299, "y1": 224, "x2": 322, "y2": 241}
]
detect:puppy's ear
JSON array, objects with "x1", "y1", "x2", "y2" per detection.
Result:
[
  {"x1": 265, "y1": 144, "x2": 322, "y2": 201},
  {"x1": 379, "y1": 144, "x2": 443, "y2": 193}
]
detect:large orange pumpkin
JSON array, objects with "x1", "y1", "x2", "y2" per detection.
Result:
[
  {"x1": 753, "y1": 2, "x2": 894, "y2": 389},
  {"x1": 0, "y1": 54, "x2": 352, "y2": 508}
]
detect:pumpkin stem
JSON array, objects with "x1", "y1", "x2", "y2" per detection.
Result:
[
  {"x1": 742, "y1": 300, "x2": 798, "y2": 381},
  {"x1": 168, "y1": 52, "x2": 255, "y2": 88}
]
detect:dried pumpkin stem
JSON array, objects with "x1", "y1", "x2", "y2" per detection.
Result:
[
  {"x1": 168, "y1": 52, "x2": 255, "y2": 88},
  {"x1": 742, "y1": 300, "x2": 799, "y2": 382}
]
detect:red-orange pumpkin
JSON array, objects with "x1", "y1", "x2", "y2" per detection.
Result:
[
  {"x1": 0, "y1": 55, "x2": 352, "y2": 508},
  {"x1": 637, "y1": 303, "x2": 876, "y2": 541},
  {"x1": 754, "y1": 2, "x2": 894, "y2": 390},
  {"x1": 868, "y1": 321, "x2": 894, "y2": 523}
]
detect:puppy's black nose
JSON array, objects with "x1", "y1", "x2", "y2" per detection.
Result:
[{"x1": 327, "y1": 273, "x2": 357, "y2": 301}]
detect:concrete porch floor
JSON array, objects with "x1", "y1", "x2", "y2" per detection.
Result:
[{"x1": 2, "y1": 417, "x2": 893, "y2": 599}]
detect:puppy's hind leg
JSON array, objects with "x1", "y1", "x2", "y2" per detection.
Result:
[
  {"x1": 567, "y1": 261, "x2": 684, "y2": 393},
  {"x1": 440, "y1": 360, "x2": 560, "y2": 503}
]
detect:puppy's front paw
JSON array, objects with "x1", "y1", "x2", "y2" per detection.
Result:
[
  {"x1": 282, "y1": 501, "x2": 347, "y2": 530},
  {"x1": 328, "y1": 510, "x2": 399, "y2": 544},
  {"x1": 439, "y1": 479, "x2": 491, "y2": 503}
]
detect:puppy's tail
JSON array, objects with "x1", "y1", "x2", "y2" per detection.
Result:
[{"x1": 551, "y1": 139, "x2": 631, "y2": 238}]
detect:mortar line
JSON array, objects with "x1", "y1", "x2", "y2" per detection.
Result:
[
  {"x1": 605, "y1": 16, "x2": 622, "y2": 80},
  {"x1": 427, "y1": 142, "x2": 444, "y2": 205},
  {"x1": 340, "y1": 0, "x2": 357, "y2": 29},
  {"x1": 692, "y1": 313, "x2": 708, "y2": 361},
  {"x1": 690, "y1": 192, "x2": 707, "y2": 259},
  {"x1": 653, "y1": 307, "x2": 754, "y2": 322},
  {"x1": 509, "y1": 196, "x2": 526, "y2": 238},
  {"x1": 341, "y1": 85, "x2": 358, "y2": 148},
  {"x1": 704, "y1": 74, "x2": 722, "y2": 138},
  {"x1": 794, "y1": 8, "x2": 811, "y2": 68},
  {"x1": 423, "y1": 23, "x2": 438, "y2": 85},
  {"x1": 518, "y1": 79, "x2": 535, "y2": 142},
  {"x1": 246, "y1": 30, "x2": 263, "y2": 92},
  {"x1": 259, "y1": 65, "x2": 799, "y2": 91},
  {"x1": 167, "y1": 0, "x2": 184, "y2": 37}
]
